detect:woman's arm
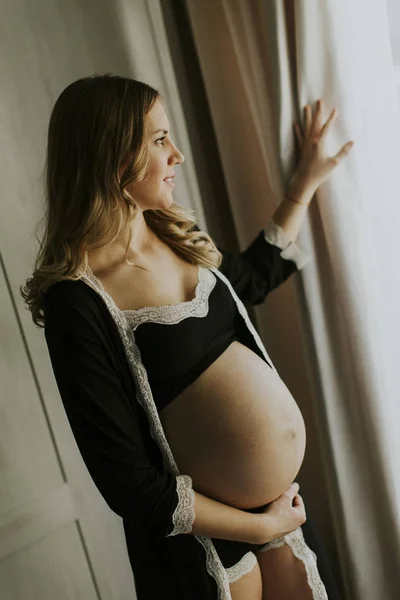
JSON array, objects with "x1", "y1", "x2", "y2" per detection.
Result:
[
  {"x1": 270, "y1": 178, "x2": 315, "y2": 243},
  {"x1": 44, "y1": 283, "x2": 194, "y2": 544},
  {"x1": 192, "y1": 217, "x2": 312, "y2": 307},
  {"x1": 189, "y1": 490, "x2": 267, "y2": 544}
]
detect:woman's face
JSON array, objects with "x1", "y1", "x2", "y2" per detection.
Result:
[{"x1": 126, "y1": 98, "x2": 184, "y2": 211}]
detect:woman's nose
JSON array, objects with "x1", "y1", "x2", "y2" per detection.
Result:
[
  {"x1": 176, "y1": 149, "x2": 185, "y2": 164},
  {"x1": 170, "y1": 144, "x2": 185, "y2": 165}
]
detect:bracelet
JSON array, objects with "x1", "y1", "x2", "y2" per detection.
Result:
[{"x1": 285, "y1": 192, "x2": 309, "y2": 206}]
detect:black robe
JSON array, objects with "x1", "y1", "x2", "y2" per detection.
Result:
[{"x1": 43, "y1": 223, "x2": 339, "y2": 599}]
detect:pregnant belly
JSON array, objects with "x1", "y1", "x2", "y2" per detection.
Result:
[{"x1": 159, "y1": 341, "x2": 306, "y2": 509}]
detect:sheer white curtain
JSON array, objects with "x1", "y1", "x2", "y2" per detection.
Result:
[{"x1": 185, "y1": 0, "x2": 400, "y2": 598}]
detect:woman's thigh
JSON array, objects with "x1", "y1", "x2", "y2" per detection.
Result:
[
  {"x1": 256, "y1": 543, "x2": 313, "y2": 600},
  {"x1": 229, "y1": 559, "x2": 263, "y2": 600}
]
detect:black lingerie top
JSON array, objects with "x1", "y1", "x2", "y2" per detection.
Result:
[{"x1": 131, "y1": 267, "x2": 268, "y2": 412}]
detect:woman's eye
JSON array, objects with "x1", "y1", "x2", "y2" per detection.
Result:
[{"x1": 156, "y1": 136, "x2": 166, "y2": 145}]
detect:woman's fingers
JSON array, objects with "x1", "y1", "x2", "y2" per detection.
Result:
[
  {"x1": 296, "y1": 99, "x2": 332, "y2": 143},
  {"x1": 331, "y1": 140, "x2": 355, "y2": 165},
  {"x1": 292, "y1": 493, "x2": 303, "y2": 507},
  {"x1": 311, "y1": 99, "x2": 324, "y2": 136},
  {"x1": 302, "y1": 99, "x2": 330, "y2": 141},
  {"x1": 293, "y1": 121, "x2": 303, "y2": 146},
  {"x1": 320, "y1": 108, "x2": 339, "y2": 141},
  {"x1": 295, "y1": 100, "x2": 354, "y2": 173},
  {"x1": 304, "y1": 104, "x2": 313, "y2": 136},
  {"x1": 284, "y1": 482, "x2": 300, "y2": 503}
]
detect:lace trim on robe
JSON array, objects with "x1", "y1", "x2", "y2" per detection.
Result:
[
  {"x1": 258, "y1": 527, "x2": 328, "y2": 600},
  {"x1": 225, "y1": 552, "x2": 258, "y2": 584},
  {"x1": 166, "y1": 474, "x2": 196, "y2": 537},
  {"x1": 264, "y1": 220, "x2": 312, "y2": 270},
  {"x1": 210, "y1": 267, "x2": 278, "y2": 373}
]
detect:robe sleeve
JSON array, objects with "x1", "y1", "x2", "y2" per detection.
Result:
[
  {"x1": 192, "y1": 219, "x2": 312, "y2": 306},
  {"x1": 44, "y1": 286, "x2": 196, "y2": 544}
]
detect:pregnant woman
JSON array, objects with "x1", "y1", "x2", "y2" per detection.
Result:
[{"x1": 21, "y1": 75, "x2": 353, "y2": 600}]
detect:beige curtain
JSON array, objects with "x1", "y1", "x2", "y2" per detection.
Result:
[{"x1": 185, "y1": 0, "x2": 400, "y2": 598}]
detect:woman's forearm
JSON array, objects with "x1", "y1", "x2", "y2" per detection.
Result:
[
  {"x1": 187, "y1": 490, "x2": 267, "y2": 545},
  {"x1": 270, "y1": 177, "x2": 316, "y2": 242}
]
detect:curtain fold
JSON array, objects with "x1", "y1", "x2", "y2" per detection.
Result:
[
  {"x1": 290, "y1": 3, "x2": 400, "y2": 598},
  {"x1": 185, "y1": 0, "x2": 400, "y2": 598}
]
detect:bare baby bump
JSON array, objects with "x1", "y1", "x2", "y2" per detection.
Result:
[{"x1": 160, "y1": 342, "x2": 306, "y2": 509}]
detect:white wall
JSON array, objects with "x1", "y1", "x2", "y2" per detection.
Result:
[{"x1": 387, "y1": 0, "x2": 400, "y2": 64}]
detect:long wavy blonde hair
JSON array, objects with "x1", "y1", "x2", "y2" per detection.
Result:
[{"x1": 20, "y1": 74, "x2": 222, "y2": 328}]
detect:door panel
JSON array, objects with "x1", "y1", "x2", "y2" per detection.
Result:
[{"x1": 0, "y1": 524, "x2": 99, "y2": 600}]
